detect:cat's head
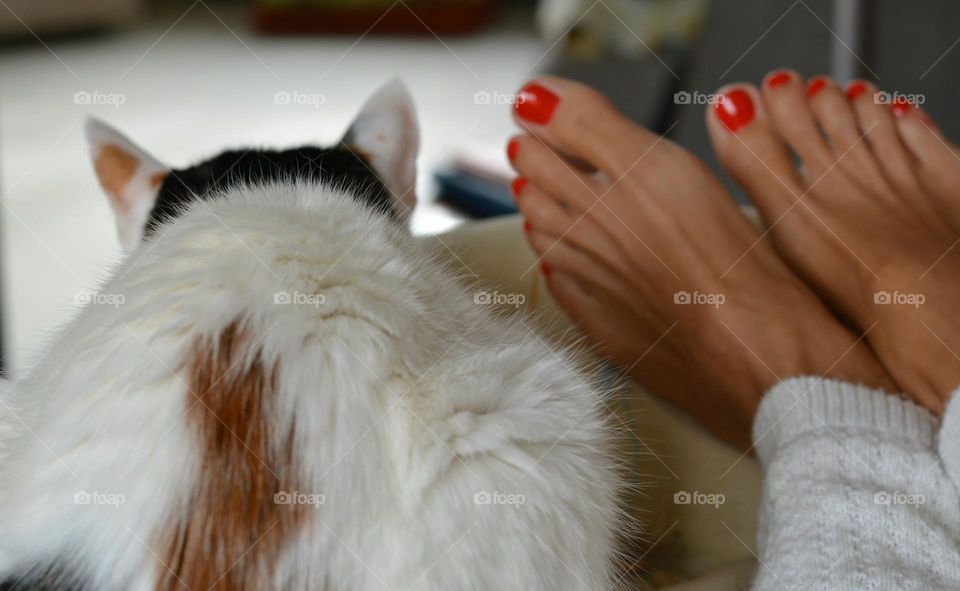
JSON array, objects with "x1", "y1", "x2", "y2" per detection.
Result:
[{"x1": 86, "y1": 80, "x2": 419, "y2": 250}]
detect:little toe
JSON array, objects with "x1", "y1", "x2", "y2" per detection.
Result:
[
  {"x1": 846, "y1": 81, "x2": 920, "y2": 193},
  {"x1": 894, "y1": 107, "x2": 955, "y2": 164},
  {"x1": 538, "y1": 267, "x2": 610, "y2": 343},
  {"x1": 893, "y1": 107, "x2": 960, "y2": 223},
  {"x1": 894, "y1": 108, "x2": 960, "y2": 181},
  {"x1": 534, "y1": 257, "x2": 645, "y2": 368}
]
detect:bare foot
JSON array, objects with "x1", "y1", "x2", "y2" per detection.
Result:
[
  {"x1": 508, "y1": 77, "x2": 894, "y2": 449},
  {"x1": 706, "y1": 71, "x2": 960, "y2": 413}
]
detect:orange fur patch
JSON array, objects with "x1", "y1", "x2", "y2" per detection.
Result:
[
  {"x1": 94, "y1": 144, "x2": 140, "y2": 211},
  {"x1": 149, "y1": 171, "x2": 168, "y2": 189},
  {"x1": 155, "y1": 322, "x2": 308, "y2": 590}
]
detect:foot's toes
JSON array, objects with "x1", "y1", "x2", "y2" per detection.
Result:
[
  {"x1": 525, "y1": 228, "x2": 623, "y2": 298},
  {"x1": 758, "y1": 69, "x2": 835, "y2": 174},
  {"x1": 514, "y1": 178, "x2": 623, "y2": 265},
  {"x1": 893, "y1": 107, "x2": 960, "y2": 199},
  {"x1": 846, "y1": 80, "x2": 920, "y2": 193},
  {"x1": 705, "y1": 83, "x2": 803, "y2": 224},
  {"x1": 508, "y1": 134, "x2": 605, "y2": 214},
  {"x1": 513, "y1": 76, "x2": 671, "y2": 178},
  {"x1": 805, "y1": 76, "x2": 884, "y2": 188}
]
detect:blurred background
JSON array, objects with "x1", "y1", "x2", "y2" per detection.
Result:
[{"x1": 1, "y1": 0, "x2": 958, "y2": 378}]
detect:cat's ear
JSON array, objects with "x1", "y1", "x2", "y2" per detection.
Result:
[
  {"x1": 342, "y1": 79, "x2": 419, "y2": 218},
  {"x1": 86, "y1": 118, "x2": 169, "y2": 250}
]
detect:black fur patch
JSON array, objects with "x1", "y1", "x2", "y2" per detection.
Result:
[
  {"x1": 145, "y1": 144, "x2": 394, "y2": 239},
  {"x1": 0, "y1": 581, "x2": 84, "y2": 591},
  {"x1": 0, "y1": 563, "x2": 87, "y2": 590}
]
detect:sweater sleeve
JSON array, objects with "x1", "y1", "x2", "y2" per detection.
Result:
[
  {"x1": 937, "y1": 390, "x2": 960, "y2": 495},
  {"x1": 750, "y1": 377, "x2": 960, "y2": 591}
]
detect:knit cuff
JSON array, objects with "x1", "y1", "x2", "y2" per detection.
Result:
[
  {"x1": 753, "y1": 376, "x2": 938, "y2": 467},
  {"x1": 936, "y1": 386, "x2": 960, "y2": 487}
]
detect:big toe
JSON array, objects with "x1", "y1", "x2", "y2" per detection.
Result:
[
  {"x1": 706, "y1": 83, "x2": 804, "y2": 225},
  {"x1": 513, "y1": 76, "x2": 671, "y2": 179}
]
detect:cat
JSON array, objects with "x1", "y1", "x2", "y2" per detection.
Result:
[{"x1": 0, "y1": 80, "x2": 623, "y2": 590}]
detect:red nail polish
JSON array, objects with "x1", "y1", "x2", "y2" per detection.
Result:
[
  {"x1": 891, "y1": 96, "x2": 912, "y2": 117},
  {"x1": 515, "y1": 83, "x2": 559, "y2": 125},
  {"x1": 540, "y1": 262, "x2": 552, "y2": 277},
  {"x1": 715, "y1": 89, "x2": 755, "y2": 133},
  {"x1": 846, "y1": 82, "x2": 867, "y2": 100},
  {"x1": 767, "y1": 71, "x2": 791, "y2": 88},
  {"x1": 507, "y1": 138, "x2": 520, "y2": 162},
  {"x1": 807, "y1": 77, "x2": 828, "y2": 97},
  {"x1": 511, "y1": 177, "x2": 527, "y2": 197},
  {"x1": 523, "y1": 220, "x2": 532, "y2": 233}
]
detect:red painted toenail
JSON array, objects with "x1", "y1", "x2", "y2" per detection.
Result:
[
  {"x1": 807, "y1": 77, "x2": 829, "y2": 97},
  {"x1": 511, "y1": 177, "x2": 527, "y2": 197},
  {"x1": 715, "y1": 89, "x2": 755, "y2": 133},
  {"x1": 767, "y1": 71, "x2": 792, "y2": 88},
  {"x1": 515, "y1": 83, "x2": 559, "y2": 125},
  {"x1": 540, "y1": 262, "x2": 552, "y2": 277},
  {"x1": 507, "y1": 138, "x2": 520, "y2": 162},
  {"x1": 846, "y1": 82, "x2": 867, "y2": 100},
  {"x1": 523, "y1": 219, "x2": 532, "y2": 233},
  {"x1": 891, "y1": 96, "x2": 912, "y2": 117}
]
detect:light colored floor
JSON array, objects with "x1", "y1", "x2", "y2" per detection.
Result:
[{"x1": 0, "y1": 5, "x2": 544, "y2": 376}]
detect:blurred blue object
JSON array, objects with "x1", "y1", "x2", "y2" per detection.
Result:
[{"x1": 435, "y1": 170, "x2": 518, "y2": 218}]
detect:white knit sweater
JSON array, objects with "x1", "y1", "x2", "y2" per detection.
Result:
[{"x1": 752, "y1": 377, "x2": 960, "y2": 590}]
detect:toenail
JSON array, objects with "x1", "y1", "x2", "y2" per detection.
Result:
[
  {"x1": 540, "y1": 262, "x2": 552, "y2": 277},
  {"x1": 523, "y1": 219, "x2": 532, "y2": 233},
  {"x1": 767, "y1": 71, "x2": 792, "y2": 88},
  {"x1": 807, "y1": 77, "x2": 829, "y2": 97},
  {"x1": 515, "y1": 83, "x2": 560, "y2": 125},
  {"x1": 511, "y1": 177, "x2": 527, "y2": 197},
  {"x1": 507, "y1": 138, "x2": 520, "y2": 162},
  {"x1": 891, "y1": 96, "x2": 912, "y2": 118},
  {"x1": 846, "y1": 82, "x2": 867, "y2": 100},
  {"x1": 715, "y1": 89, "x2": 755, "y2": 133}
]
